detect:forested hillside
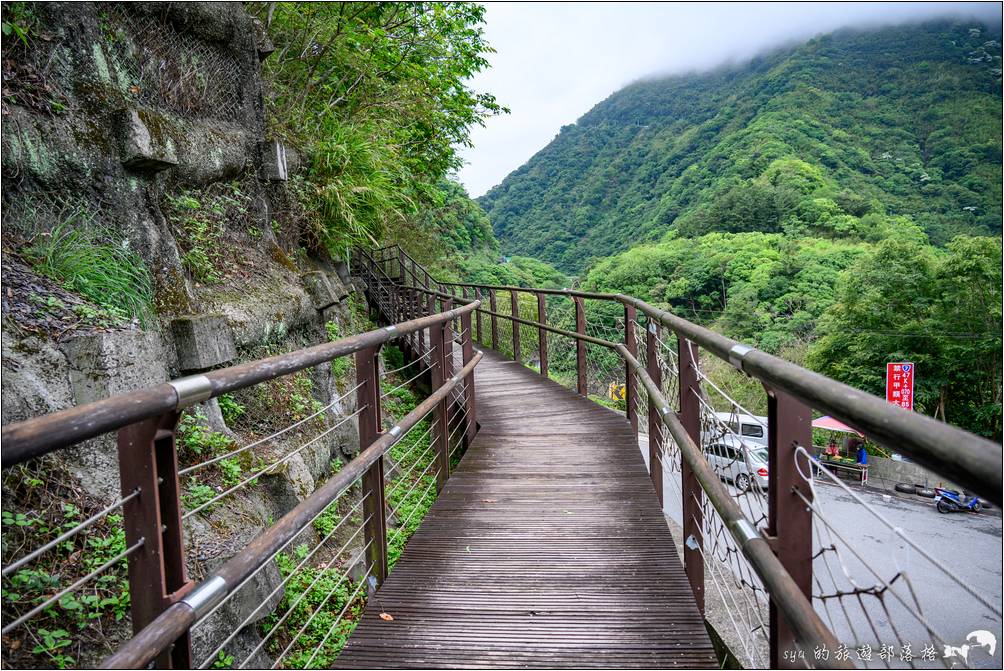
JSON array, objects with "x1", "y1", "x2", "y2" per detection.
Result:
[
  {"x1": 481, "y1": 21, "x2": 1002, "y2": 271},
  {"x1": 468, "y1": 20, "x2": 1002, "y2": 438}
]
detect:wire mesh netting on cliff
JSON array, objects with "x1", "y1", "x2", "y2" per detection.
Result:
[{"x1": 101, "y1": 5, "x2": 245, "y2": 122}]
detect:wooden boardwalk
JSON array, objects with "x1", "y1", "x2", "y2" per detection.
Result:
[{"x1": 335, "y1": 348, "x2": 717, "y2": 668}]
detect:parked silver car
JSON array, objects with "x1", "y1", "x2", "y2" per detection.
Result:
[{"x1": 702, "y1": 435, "x2": 769, "y2": 491}]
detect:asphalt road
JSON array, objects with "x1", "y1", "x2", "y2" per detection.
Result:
[{"x1": 638, "y1": 435, "x2": 1003, "y2": 669}]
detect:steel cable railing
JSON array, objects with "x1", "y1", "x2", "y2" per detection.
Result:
[
  {"x1": 177, "y1": 381, "x2": 365, "y2": 478},
  {"x1": 181, "y1": 407, "x2": 366, "y2": 520},
  {"x1": 373, "y1": 243, "x2": 1002, "y2": 669},
  {"x1": 2, "y1": 284, "x2": 482, "y2": 669},
  {"x1": 196, "y1": 499, "x2": 368, "y2": 668}
]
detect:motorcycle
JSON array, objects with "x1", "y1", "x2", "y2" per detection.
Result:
[{"x1": 933, "y1": 487, "x2": 982, "y2": 514}]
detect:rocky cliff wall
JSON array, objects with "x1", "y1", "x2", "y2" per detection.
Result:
[{"x1": 1, "y1": 3, "x2": 364, "y2": 666}]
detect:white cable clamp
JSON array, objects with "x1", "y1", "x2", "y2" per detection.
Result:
[
  {"x1": 388, "y1": 425, "x2": 403, "y2": 438},
  {"x1": 383, "y1": 325, "x2": 397, "y2": 333},
  {"x1": 169, "y1": 375, "x2": 213, "y2": 410},
  {"x1": 728, "y1": 344, "x2": 753, "y2": 372},
  {"x1": 732, "y1": 518, "x2": 760, "y2": 543},
  {"x1": 180, "y1": 575, "x2": 227, "y2": 620},
  {"x1": 660, "y1": 405, "x2": 672, "y2": 417},
  {"x1": 648, "y1": 321, "x2": 658, "y2": 334}
]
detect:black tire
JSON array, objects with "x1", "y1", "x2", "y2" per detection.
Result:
[
  {"x1": 894, "y1": 483, "x2": 916, "y2": 494},
  {"x1": 735, "y1": 472, "x2": 752, "y2": 492},
  {"x1": 915, "y1": 487, "x2": 936, "y2": 498},
  {"x1": 937, "y1": 499, "x2": 953, "y2": 514}
]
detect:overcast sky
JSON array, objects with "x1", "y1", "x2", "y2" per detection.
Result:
[{"x1": 456, "y1": 2, "x2": 1000, "y2": 198}]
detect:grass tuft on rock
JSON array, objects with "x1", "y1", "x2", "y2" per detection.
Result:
[{"x1": 26, "y1": 215, "x2": 155, "y2": 327}]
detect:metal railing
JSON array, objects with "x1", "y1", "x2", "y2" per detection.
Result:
[
  {"x1": 1, "y1": 298, "x2": 481, "y2": 669},
  {"x1": 365, "y1": 244, "x2": 1003, "y2": 669}
]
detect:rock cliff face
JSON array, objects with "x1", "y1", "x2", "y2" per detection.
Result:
[{"x1": 1, "y1": 3, "x2": 362, "y2": 666}]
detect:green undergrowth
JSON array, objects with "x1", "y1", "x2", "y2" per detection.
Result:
[
  {"x1": 253, "y1": 344, "x2": 446, "y2": 668},
  {"x1": 24, "y1": 215, "x2": 155, "y2": 327},
  {"x1": 164, "y1": 184, "x2": 253, "y2": 285},
  {"x1": 0, "y1": 461, "x2": 131, "y2": 669},
  {"x1": 176, "y1": 409, "x2": 265, "y2": 513}
]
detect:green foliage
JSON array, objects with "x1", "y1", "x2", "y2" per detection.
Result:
[
  {"x1": 453, "y1": 253, "x2": 569, "y2": 289},
  {"x1": 177, "y1": 411, "x2": 233, "y2": 459},
  {"x1": 1, "y1": 2, "x2": 35, "y2": 47},
  {"x1": 582, "y1": 232, "x2": 868, "y2": 353},
  {"x1": 25, "y1": 215, "x2": 155, "y2": 326},
  {"x1": 183, "y1": 482, "x2": 216, "y2": 510},
  {"x1": 211, "y1": 650, "x2": 235, "y2": 669},
  {"x1": 1, "y1": 479, "x2": 129, "y2": 669},
  {"x1": 482, "y1": 21, "x2": 1002, "y2": 271},
  {"x1": 311, "y1": 499, "x2": 342, "y2": 538},
  {"x1": 32, "y1": 628, "x2": 73, "y2": 668},
  {"x1": 218, "y1": 394, "x2": 246, "y2": 425},
  {"x1": 164, "y1": 187, "x2": 251, "y2": 284},
  {"x1": 261, "y1": 553, "x2": 362, "y2": 668},
  {"x1": 289, "y1": 375, "x2": 323, "y2": 421},
  {"x1": 253, "y1": 3, "x2": 506, "y2": 259},
  {"x1": 217, "y1": 458, "x2": 243, "y2": 488},
  {"x1": 808, "y1": 235, "x2": 1002, "y2": 438},
  {"x1": 392, "y1": 180, "x2": 499, "y2": 274},
  {"x1": 325, "y1": 321, "x2": 353, "y2": 379}
]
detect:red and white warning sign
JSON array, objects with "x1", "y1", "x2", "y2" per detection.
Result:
[{"x1": 886, "y1": 362, "x2": 915, "y2": 411}]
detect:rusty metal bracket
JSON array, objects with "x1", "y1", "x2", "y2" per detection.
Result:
[{"x1": 759, "y1": 529, "x2": 779, "y2": 552}]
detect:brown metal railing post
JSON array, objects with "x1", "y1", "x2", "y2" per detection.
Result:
[
  {"x1": 118, "y1": 413, "x2": 192, "y2": 669},
  {"x1": 460, "y1": 310, "x2": 477, "y2": 445},
  {"x1": 442, "y1": 298, "x2": 454, "y2": 380},
  {"x1": 489, "y1": 289, "x2": 498, "y2": 350},
  {"x1": 678, "y1": 337, "x2": 705, "y2": 614},
  {"x1": 400, "y1": 286, "x2": 412, "y2": 361},
  {"x1": 624, "y1": 305, "x2": 638, "y2": 437},
  {"x1": 426, "y1": 292, "x2": 437, "y2": 373},
  {"x1": 475, "y1": 288, "x2": 483, "y2": 344},
  {"x1": 356, "y1": 346, "x2": 388, "y2": 585},
  {"x1": 537, "y1": 292, "x2": 548, "y2": 378},
  {"x1": 430, "y1": 317, "x2": 449, "y2": 490},
  {"x1": 767, "y1": 388, "x2": 814, "y2": 668},
  {"x1": 398, "y1": 248, "x2": 406, "y2": 284},
  {"x1": 411, "y1": 287, "x2": 423, "y2": 361},
  {"x1": 574, "y1": 296, "x2": 587, "y2": 395},
  {"x1": 510, "y1": 290, "x2": 521, "y2": 363},
  {"x1": 645, "y1": 321, "x2": 664, "y2": 506}
]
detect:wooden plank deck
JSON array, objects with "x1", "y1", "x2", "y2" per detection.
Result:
[{"x1": 335, "y1": 348, "x2": 718, "y2": 668}]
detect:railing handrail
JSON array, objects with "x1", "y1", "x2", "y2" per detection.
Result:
[
  {"x1": 0, "y1": 301, "x2": 480, "y2": 469},
  {"x1": 367, "y1": 244, "x2": 1003, "y2": 506},
  {"x1": 98, "y1": 351, "x2": 483, "y2": 669},
  {"x1": 615, "y1": 343, "x2": 849, "y2": 667}
]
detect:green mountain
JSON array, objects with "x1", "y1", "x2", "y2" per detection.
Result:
[{"x1": 480, "y1": 21, "x2": 1002, "y2": 272}]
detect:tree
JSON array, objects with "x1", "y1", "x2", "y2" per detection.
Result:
[
  {"x1": 253, "y1": 2, "x2": 507, "y2": 257},
  {"x1": 932, "y1": 236, "x2": 1002, "y2": 437},
  {"x1": 808, "y1": 236, "x2": 1002, "y2": 438}
]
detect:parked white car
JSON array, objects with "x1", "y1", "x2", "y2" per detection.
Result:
[
  {"x1": 702, "y1": 434, "x2": 769, "y2": 491},
  {"x1": 712, "y1": 411, "x2": 768, "y2": 448}
]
